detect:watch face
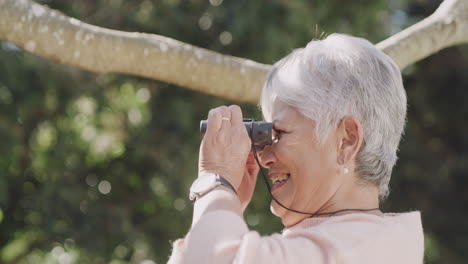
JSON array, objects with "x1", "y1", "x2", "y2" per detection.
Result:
[{"x1": 190, "y1": 174, "x2": 217, "y2": 194}]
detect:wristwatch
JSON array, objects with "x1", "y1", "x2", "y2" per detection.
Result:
[{"x1": 189, "y1": 172, "x2": 237, "y2": 202}]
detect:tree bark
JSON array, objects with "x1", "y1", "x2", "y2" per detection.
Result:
[
  {"x1": 0, "y1": 0, "x2": 271, "y2": 103},
  {"x1": 377, "y1": 0, "x2": 468, "y2": 69},
  {"x1": 0, "y1": 0, "x2": 467, "y2": 103}
]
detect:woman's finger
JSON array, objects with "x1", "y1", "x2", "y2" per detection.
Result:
[
  {"x1": 246, "y1": 152, "x2": 256, "y2": 164},
  {"x1": 219, "y1": 106, "x2": 232, "y2": 131},
  {"x1": 229, "y1": 105, "x2": 243, "y2": 128},
  {"x1": 205, "y1": 108, "x2": 222, "y2": 137}
]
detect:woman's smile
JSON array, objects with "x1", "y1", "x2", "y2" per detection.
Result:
[{"x1": 270, "y1": 173, "x2": 291, "y2": 192}]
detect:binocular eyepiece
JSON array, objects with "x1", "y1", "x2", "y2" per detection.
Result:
[{"x1": 200, "y1": 119, "x2": 273, "y2": 151}]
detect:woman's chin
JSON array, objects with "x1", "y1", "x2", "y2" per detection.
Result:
[
  {"x1": 270, "y1": 203, "x2": 299, "y2": 227},
  {"x1": 270, "y1": 199, "x2": 287, "y2": 218},
  {"x1": 270, "y1": 186, "x2": 292, "y2": 216},
  {"x1": 270, "y1": 202, "x2": 279, "y2": 217}
]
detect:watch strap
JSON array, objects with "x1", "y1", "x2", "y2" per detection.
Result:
[
  {"x1": 216, "y1": 174, "x2": 238, "y2": 196},
  {"x1": 190, "y1": 173, "x2": 237, "y2": 202}
]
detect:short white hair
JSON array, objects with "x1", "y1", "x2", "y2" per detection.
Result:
[{"x1": 260, "y1": 34, "x2": 407, "y2": 200}]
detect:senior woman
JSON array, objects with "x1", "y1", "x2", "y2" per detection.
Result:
[{"x1": 168, "y1": 34, "x2": 424, "y2": 263}]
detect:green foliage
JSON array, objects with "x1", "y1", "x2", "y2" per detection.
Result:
[{"x1": 1, "y1": 0, "x2": 467, "y2": 263}]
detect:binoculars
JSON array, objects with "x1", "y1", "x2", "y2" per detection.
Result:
[{"x1": 200, "y1": 119, "x2": 273, "y2": 150}]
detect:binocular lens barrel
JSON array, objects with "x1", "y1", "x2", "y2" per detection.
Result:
[{"x1": 200, "y1": 119, "x2": 273, "y2": 150}]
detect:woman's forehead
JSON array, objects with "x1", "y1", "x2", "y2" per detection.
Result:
[
  {"x1": 269, "y1": 100, "x2": 317, "y2": 129},
  {"x1": 270, "y1": 101, "x2": 300, "y2": 123}
]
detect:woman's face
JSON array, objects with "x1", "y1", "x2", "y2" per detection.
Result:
[{"x1": 259, "y1": 100, "x2": 345, "y2": 227}]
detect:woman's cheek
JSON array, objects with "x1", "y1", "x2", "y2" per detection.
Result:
[{"x1": 275, "y1": 144, "x2": 290, "y2": 162}]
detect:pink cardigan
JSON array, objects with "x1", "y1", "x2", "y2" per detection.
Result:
[{"x1": 168, "y1": 188, "x2": 424, "y2": 263}]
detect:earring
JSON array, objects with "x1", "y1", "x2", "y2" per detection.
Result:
[{"x1": 339, "y1": 156, "x2": 348, "y2": 174}]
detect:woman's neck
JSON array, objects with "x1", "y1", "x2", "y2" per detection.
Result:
[{"x1": 283, "y1": 182, "x2": 381, "y2": 227}]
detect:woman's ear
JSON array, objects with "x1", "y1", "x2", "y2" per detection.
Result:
[{"x1": 337, "y1": 116, "x2": 363, "y2": 164}]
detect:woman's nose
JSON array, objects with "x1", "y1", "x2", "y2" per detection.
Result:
[{"x1": 258, "y1": 145, "x2": 276, "y2": 168}]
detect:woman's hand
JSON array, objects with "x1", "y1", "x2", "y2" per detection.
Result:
[
  {"x1": 238, "y1": 152, "x2": 260, "y2": 213},
  {"x1": 198, "y1": 105, "x2": 252, "y2": 191}
]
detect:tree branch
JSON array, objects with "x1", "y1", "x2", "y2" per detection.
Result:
[
  {"x1": 376, "y1": 0, "x2": 468, "y2": 69},
  {"x1": 0, "y1": 0, "x2": 467, "y2": 103},
  {"x1": 0, "y1": 0, "x2": 271, "y2": 103}
]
